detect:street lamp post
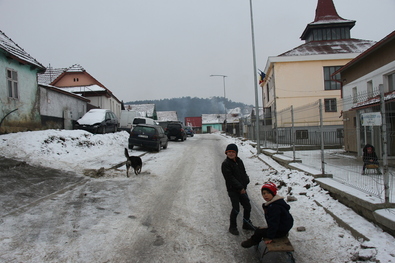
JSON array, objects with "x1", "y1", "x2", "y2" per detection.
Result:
[
  {"x1": 210, "y1": 74, "x2": 227, "y2": 132},
  {"x1": 248, "y1": 0, "x2": 261, "y2": 153}
]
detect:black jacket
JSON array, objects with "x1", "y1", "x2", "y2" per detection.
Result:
[
  {"x1": 221, "y1": 157, "x2": 250, "y2": 193},
  {"x1": 363, "y1": 144, "x2": 378, "y2": 163},
  {"x1": 263, "y1": 196, "x2": 294, "y2": 239}
]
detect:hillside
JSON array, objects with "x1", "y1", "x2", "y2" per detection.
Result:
[{"x1": 124, "y1": 96, "x2": 252, "y2": 121}]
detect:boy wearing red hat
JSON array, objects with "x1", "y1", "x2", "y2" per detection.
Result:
[
  {"x1": 221, "y1": 143, "x2": 255, "y2": 235},
  {"x1": 241, "y1": 182, "x2": 294, "y2": 248}
]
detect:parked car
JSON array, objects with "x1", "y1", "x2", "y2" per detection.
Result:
[
  {"x1": 75, "y1": 109, "x2": 118, "y2": 134},
  {"x1": 118, "y1": 110, "x2": 139, "y2": 132},
  {"x1": 128, "y1": 124, "x2": 168, "y2": 152},
  {"x1": 132, "y1": 117, "x2": 158, "y2": 129},
  {"x1": 185, "y1": 126, "x2": 194, "y2": 137},
  {"x1": 166, "y1": 122, "x2": 187, "y2": 141}
]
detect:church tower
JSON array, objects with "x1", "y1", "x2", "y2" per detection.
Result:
[{"x1": 301, "y1": 0, "x2": 356, "y2": 42}]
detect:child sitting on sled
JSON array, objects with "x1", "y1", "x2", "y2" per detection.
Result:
[
  {"x1": 241, "y1": 182, "x2": 294, "y2": 248},
  {"x1": 362, "y1": 144, "x2": 381, "y2": 175}
]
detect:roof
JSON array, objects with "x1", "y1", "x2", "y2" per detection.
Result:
[
  {"x1": 300, "y1": 0, "x2": 355, "y2": 40},
  {"x1": 57, "y1": 85, "x2": 106, "y2": 93},
  {"x1": 202, "y1": 114, "x2": 225, "y2": 124},
  {"x1": 157, "y1": 111, "x2": 178, "y2": 122},
  {"x1": 38, "y1": 67, "x2": 66, "y2": 85},
  {"x1": 351, "y1": 90, "x2": 395, "y2": 110},
  {"x1": 333, "y1": 30, "x2": 395, "y2": 76},
  {"x1": 279, "y1": 39, "x2": 375, "y2": 57},
  {"x1": 125, "y1": 104, "x2": 156, "y2": 118},
  {"x1": 39, "y1": 84, "x2": 90, "y2": 102},
  {"x1": 0, "y1": 29, "x2": 45, "y2": 71}
]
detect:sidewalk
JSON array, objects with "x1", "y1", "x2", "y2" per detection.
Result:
[{"x1": 260, "y1": 148, "x2": 395, "y2": 238}]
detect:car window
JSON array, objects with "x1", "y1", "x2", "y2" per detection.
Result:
[{"x1": 134, "y1": 126, "x2": 156, "y2": 135}]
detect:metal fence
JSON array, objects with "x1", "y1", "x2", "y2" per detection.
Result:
[{"x1": 242, "y1": 86, "x2": 394, "y2": 204}]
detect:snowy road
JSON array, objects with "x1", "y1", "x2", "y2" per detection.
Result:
[
  {"x1": 1, "y1": 134, "x2": 260, "y2": 262},
  {"x1": 1, "y1": 131, "x2": 394, "y2": 262}
]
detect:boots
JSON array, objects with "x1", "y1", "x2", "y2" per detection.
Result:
[
  {"x1": 242, "y1": 220, "x2": 256, "y2": 230},
  {"x1": 229, "y1": 227, "x2": 239, "y2": 235},
  {"x1": 241, "y1": 238, "x2": 259, "y2": 248}
]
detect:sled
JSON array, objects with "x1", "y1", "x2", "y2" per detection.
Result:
[
  {"x1": 256, "y1": 236, "x2": 295, "y2": 263},
  {"x1": 364, "y1": 164, "x2": 381, "y2": 175}
]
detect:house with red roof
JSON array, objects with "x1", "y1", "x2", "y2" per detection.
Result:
[
  {"x1": 259, "y1": 0, "x2": 376, "y2": 139},
  {"x1": 39, "y1": 64, "x2": 122, "y2": 120}
]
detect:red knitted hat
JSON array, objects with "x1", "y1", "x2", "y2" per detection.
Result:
[{"x1": 261, "y1": 182, "x2": 277, "y2": 196}]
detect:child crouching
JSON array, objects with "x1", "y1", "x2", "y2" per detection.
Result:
[{"x1": 241, "y1": 182, "x2": 294, "y2": 248}]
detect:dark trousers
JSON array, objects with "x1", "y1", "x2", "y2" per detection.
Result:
[
  {"x1": 251, "y1": 228, "x2": 288, "y2": 242},
  {"x1": 228, "y1": 191, "x2": 251, "y2": 228}
]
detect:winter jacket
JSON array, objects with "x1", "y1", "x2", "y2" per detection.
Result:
[
  {"x1": 221, "y1": 157, "x2": 250, "y2": 193},
  {"x1": 362, "y1": 144, "x2": 378, "y2": 163},
  {"x1": 263, "y1": 195, "x2": 294, "y2": 239}
]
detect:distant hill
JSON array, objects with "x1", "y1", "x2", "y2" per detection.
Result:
[{"x1": 124, "y1": 96, "x2": 253, "y2": 122}]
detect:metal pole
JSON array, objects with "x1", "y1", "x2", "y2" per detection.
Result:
[
  {"x1": 249, "y1": 0, "x2": 260, "y2": 154},
  {"x1": 291, "y1": 106, "x2": 295, "y2": 161},
  {"x1": 380, "y1": 84, "x2": 389, "y2": 204},
  {"x1": 210, "y1": 75, "x2": 227, "y2": 132},
  {"x1": 319, "y1": 99, "x2": 325, "y2": 175}
]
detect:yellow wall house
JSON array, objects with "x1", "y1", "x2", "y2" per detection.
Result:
[{"x1": 260, "y1": 0, "x2": 375, "y2": 136}]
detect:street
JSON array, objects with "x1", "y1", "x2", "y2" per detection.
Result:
[{"x1": 0, "y1": 135, "x2": 260, "y2": 263}]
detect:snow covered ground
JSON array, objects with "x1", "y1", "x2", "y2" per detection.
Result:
[{"x1": 1, "y1": 130, "x2": 395, "y2": 262}]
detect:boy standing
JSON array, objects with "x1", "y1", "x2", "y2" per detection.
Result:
[
  {"x1": 241, "y1": 182, "x2": 293, "y2": 248},
  {"x1": 221, "y1": 143, "x2": 255, "y2": 235}
]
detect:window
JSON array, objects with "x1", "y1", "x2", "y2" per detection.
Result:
[
  {"x1": 296, "y1": 130, "x2": 308, "y2": 140},
  {"x1": 323, "y1": 66, "x2": 341, "y2": 90},
  {"x1": 367, "y1": 81, "x2": 373, "y2": 98},
  {"x1": 388, "y1": 73, "x2": 395, "y2": 92},
  {"x1": 352, "y1": 87, "x2": 357, "y2": 103},
  {"x1": 324, "y1": 98, "x2": 337, "y2": 112},
  {"x1": 7, "y1": 69, "x2": 18, "y2": 98},
  {"x1": 310, "y1": 27, "x2": 350, "y2": 41}
]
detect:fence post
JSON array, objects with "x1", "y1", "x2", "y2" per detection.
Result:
[
  {"x1": 319, "y1": 99, "x2": 325, "y2": 175},
  {"x1": 291, "y1": 105, "x2": 296, "y2": 161},
  {"x1": 380, "y1": 84, "x2": 389, "y2": 204}
]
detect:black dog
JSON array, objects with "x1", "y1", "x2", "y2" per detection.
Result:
[{"x1": 124, "y1": 148, "x2": 142, "y2": 177}]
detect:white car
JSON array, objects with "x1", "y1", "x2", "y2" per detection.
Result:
[{"x1": 75, "y1": 109, "x2": 118, "y2": 134}]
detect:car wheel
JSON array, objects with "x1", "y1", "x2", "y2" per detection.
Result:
[
  {"x1": 163, "y1": 141, "x2": 168, "y2": 149},
  {"x1": 129, "y1": 145, "x2": 134, "y2": 149},
  {"x1": 156, "y1": 143, "x2": 161, "y2": 152},
  {"x1": 114, "y1": 126, "x2": 117, "y2": 133}
]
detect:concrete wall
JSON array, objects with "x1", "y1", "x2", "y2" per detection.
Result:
[
  {"x1": 39, "y1": 86, "x2": 88, "y2": 129},
  {"x1": 0, "y1": 56, "x2": 41, "y2": 133}
]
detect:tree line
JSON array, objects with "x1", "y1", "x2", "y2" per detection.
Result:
[{"x1": 125, "y1": 96, "x2": 252, "y2": 121}]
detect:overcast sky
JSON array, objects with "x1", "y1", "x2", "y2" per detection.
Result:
[{"x1": 1, "y1": 0, "x2": 394, "y2": 105}]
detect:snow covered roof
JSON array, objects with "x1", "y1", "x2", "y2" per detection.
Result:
[
  {"x1": 279, "y1": 39, "x2": 376, "y2": 57},
  {"x1": 351, "y1": 90, "x2": 395, "y2": 110},
  {"x1": 0, "y1": 29, "x2": 45, "y2": 71},
  {"x1": 57, "y1": 85, "x2": 106, "y2": 93},
  {"x1": 125, "y1": 104, "x2": 155, "y2": 118},
  {"x1": 38, "y1": 67, "x2": 67, "y2": 85},
  {"x1": 202, "y1": 114, "x2": 225, "y2": 124},
  {"x1": 66, "y1": 64, "x2": 85, "y2": 72},
  {"x1": 157, "y1": 111, "x2": 178, "y2": 122},
  {"x1": 39, "y1": 83, "x2": 90, "y2": 102}
]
